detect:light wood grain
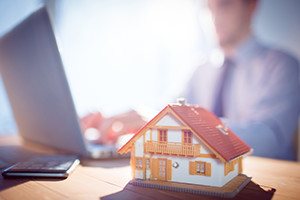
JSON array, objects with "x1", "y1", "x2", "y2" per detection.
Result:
[
  {"x1": 243, "y1": 156, "x2": 300, "y2": 200},
  {"x1": 0, "y1": 135, "x2": 299, "y2": 200}
]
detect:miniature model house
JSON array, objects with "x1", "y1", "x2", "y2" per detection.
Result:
[{"x1": 118, "y1": 101, "x2": 251, "y2": 188}]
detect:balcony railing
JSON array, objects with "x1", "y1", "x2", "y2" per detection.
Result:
[{"x1": 144, "y1": 141, "x2": 200, "y2": 157}]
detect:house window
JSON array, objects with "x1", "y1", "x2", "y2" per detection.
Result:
[
  {"x1": 135, "y1": 158, "x2": 143, "y2": 169},
  {"x1": 196, "y1": 161, "x2": 205, "y2": 174},
  {"x1": 158, "y1": 129, "x2": 167, "y2": 142},
  {"x1": 189, "y1": 161, "x2": 211, "y2": 176},
  {"x1": 183, "y1": 130, "x2": 192, "y2": 144}
]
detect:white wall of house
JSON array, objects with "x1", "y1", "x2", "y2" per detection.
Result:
[
  {"x1": 135, "y1": 169, "x2": 143, "y2": 179},
  {"x1": 145, "y1": 129, "x2": 151, "y2": 141},
  {"x1": 146, "y1": 168, "x2": 151, "y2": 179},
  {"x1": 134, "y1": 135, "x2": 145, "y2": 179},
  {"x1": 167, "y1": 130, "x2": 181, "y2": 143},
  {"x1": 134, "y1": 153, "x2": 239, "y2": 186},
  {"x1": 156, "y1": 113, "x2": 183, "y2": 127},
  {"x1": 152, "y1": 129, "x2": 157, "y2": 141},
  {"x1": 151, "y1": 154, "x2": 238, "y2": 187},
  {"x1": 134, "y1": 136, "x2": 144, "y2": 157},
  {"x1": 151, "y1": 154, "x2": 220, "y2": 186},
  {"x1": 133, "y1": 113, "x2": 239, "y2": 186},
  {"x1": 200, "y1": 145, "x2": 213, "y2": 154},
  {"x1": 197, "y1": 139, "x2": 213, "y2": 154}
]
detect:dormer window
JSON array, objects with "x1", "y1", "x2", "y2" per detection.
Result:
[
  {"x1": 183, "y1": 130, "x2": 192, "y2": 144},
  {"x1": 216, "y1": 124, "x2": 228, "y2": 135},
  {"x1": 158, "y1": 129, "x2": 167, "y2": 142}
]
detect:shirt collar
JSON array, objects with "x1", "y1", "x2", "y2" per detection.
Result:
[{"x1": 232, "y1": 34, "x2": 261, "y2": 64}]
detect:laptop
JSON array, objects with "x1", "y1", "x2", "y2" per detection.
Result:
[{"x1": 0, "y1": 7, "x2": 125, "y2": 159}]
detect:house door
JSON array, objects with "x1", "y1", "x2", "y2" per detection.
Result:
[{"x1": 158, "y1": 159, "x2": 167, "y2": 181}]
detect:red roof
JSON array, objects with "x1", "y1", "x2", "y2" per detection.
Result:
[
  {"x1": 169, "y1": 104, "x2": 251, "y2": 162},
  {"x1": 118, "y1": 104, "x2": 251, "y2": 162}
]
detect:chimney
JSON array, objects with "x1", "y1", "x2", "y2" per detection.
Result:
[{"x1": 177, "y1": 98, "x2": 186, "y2": 106}]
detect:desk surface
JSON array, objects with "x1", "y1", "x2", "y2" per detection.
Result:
[{"x1": 0, "y1": 136, "x2": 299, "y2": 200}]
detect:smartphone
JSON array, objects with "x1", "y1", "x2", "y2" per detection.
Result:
[{"x1": 2, "y1": 155, "x2": 80, "y2": 178}]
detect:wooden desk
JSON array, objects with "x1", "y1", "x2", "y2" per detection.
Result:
[{"x1": 0, "y1": 136, "x2": 299, "y2": 200}]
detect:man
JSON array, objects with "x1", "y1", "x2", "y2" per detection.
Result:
[
  {"x1": 83, "y1": 0, "x2": 300, "y2": 160},
  {"x1": 183, "y1": 0, "x2": 299, "y2": 160}
]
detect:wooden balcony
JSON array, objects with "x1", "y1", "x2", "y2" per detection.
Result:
[{"x1": 144, "y1": 141, "x2": 200, "y2": 157}]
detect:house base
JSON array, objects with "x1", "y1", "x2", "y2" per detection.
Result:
[{"x1": 129, "y1": 174, "x2": 251, "y2": 198}]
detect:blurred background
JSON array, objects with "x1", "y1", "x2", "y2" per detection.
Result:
[{"x1": 0, "y1": 0, "x2": 300, "y2": 135}]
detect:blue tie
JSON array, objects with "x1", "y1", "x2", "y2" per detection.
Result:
[{"x1": 212, "y1": 58, "x2": 235, "y2": 117}]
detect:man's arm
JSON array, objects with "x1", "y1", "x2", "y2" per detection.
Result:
[{"x1": 227, "y1": 52, "x2": 300, "y2": 160}]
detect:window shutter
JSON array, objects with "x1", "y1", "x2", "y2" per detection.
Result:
[
  {"x1": 150, "y1": 158, "x2": 154, "y2": 179},
  {"x1": 205, "y1": 162, "x2": 211, "y2": 176},
  {"x1": 167, "y1": 160, "x2": 172, "y2": 180},
  {"x1": 238, "y1": 157, "x2": 243, "y2": 173},
  {"x1": 142, "y1": 157, "x2": 145, "y2": 171},
  {"x1": 151, "y1": 158, "x2": 159, "y2": 179},
  {"x1": 224, "y1": 161, "x2": 234, "y2": 176},
  {"x1": 224, "y1": 162, "x2": 228, "y2": 176},
  {"x1": 189, "y1": 161, "x2": 196, "y2": 175}
]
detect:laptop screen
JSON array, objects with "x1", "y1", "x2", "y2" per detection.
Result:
[{"x1": 0, "y1": 7, "x2": 87, "y2": 156}]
